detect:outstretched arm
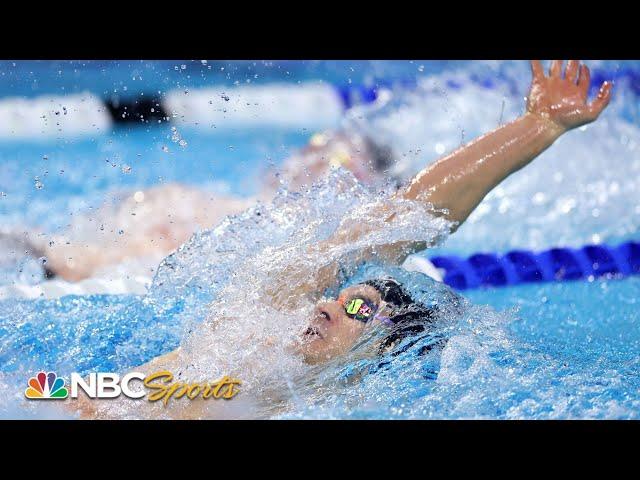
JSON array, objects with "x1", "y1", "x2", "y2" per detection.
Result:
[
  {"x1": 400, "y1": 60, "x2": 612, "y2": 230},
  {"x1": 273, "y1": 61, "x2": 613, "y2": 301}
]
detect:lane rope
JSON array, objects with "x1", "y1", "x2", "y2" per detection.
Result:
[{"x1": 429, "y1": 241, "x2": 640, "y2": 289}]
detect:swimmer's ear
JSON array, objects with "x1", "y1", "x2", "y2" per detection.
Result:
[{"x1": 589, "y1": 81, "x2": 613, "y2": 118}]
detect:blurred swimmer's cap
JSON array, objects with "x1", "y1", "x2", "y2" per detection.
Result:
[{"x1": 363, "y1": 136, "x2": 394, "y2": 172}]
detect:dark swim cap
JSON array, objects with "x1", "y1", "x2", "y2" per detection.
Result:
[
  {"x1": 363, "y1": 277, "x2": 440, "y2": 356},
  {"x1": 363, "y1": 277, "x2": 436, "y2": 325}
]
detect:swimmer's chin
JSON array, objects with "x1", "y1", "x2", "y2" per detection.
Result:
[
  {"x1": 297, "y1": 337, "x2": 346, "y2": 365},
  {"x1": 292, "y1": 334, "x2": 324, "y2": 365}
]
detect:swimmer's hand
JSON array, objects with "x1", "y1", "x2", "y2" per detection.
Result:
[
  {"x1": 527, "y1": 60, "x2": 613, "y2": 132},
  {"x1": 398, "y1": 60, "x2": 613, "y2": 235}
]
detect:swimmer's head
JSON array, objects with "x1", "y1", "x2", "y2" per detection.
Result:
[
  {"x1": 262, "y1": 130, "x2": 395, "y2": 198},
  {"x1": 299, "y1": 277, "x2": 436, "y2": 364}
]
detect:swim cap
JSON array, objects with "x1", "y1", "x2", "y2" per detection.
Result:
[
  {"x1": 363, "y1": 277, "x2": 439, "y2": 356},
  {"x1": 363, "y1": 277, "x2": 435, "y2": 325}
]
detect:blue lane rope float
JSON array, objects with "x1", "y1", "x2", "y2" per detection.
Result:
[{"x1": 429, "y1": 241, "x2": 640, "y2": 290}]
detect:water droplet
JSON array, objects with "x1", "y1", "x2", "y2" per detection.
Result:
[
  {"x1": 170, "y1": 126, "x2": 180, "y2": 143},
  {"x1": 221, "y1": 93, "x2": 230, "y2": 101},
  {"x1": 118, "y1": 229, "x2": 124, "y2": 235},
  {"x1": 162, "y1": 145, "x2": 169, "y2": 153},
  {"x1": 178, "y1": 139, "x2": 187, "y2": 148},
  {"x1": 121, "y1": 164, "x2": 132, "y2": 174},
  {"x1": 34, "y1": 178, "x2": 44, "y2": 190},
  {"x1": 418, "y1": 65, "x2": 425, "y2": 72},
  {"x1": 532, "y1": 192, "x2": 546, "y2": 205}
]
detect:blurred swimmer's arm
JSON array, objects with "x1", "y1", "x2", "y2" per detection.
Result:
[
  {"x1": 63, "y1": 348, "x2": 183, "y2": 419},
  {"x1": 400, "y1": 60, "x2": 612, "y2": 232},
  {"x1": 134, "y1": 348, "x2": 182, "y2": 372}
]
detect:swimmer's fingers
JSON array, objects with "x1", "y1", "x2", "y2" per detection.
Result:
[
  {"x1": 549, "y1": 60, "x2": 563, "y2": 77},
  {"x1": 578, "y1": 64, "x2": 591, "y2": 99},
  {"x1": 530, "y1": 60, "x2": 545, "y2": 81},
  {"x1": 588, "y1": 81, "x2": 613, "y2": 118},
  {"x1": 565, "y1": 60, "x2": 580, "y2": 83}
]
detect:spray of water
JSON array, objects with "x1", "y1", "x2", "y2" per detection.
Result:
[{"x1": 83, "y1": 169, "x2": 454, "y2": 418}]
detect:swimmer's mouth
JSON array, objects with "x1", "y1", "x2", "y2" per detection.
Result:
[{"x1": 303, "y1": 326, "x2": 324, "y2": 340}]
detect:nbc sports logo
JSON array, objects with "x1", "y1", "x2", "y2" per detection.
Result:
[{"x1": 25, "y1": 371, "x2": 69, "y2": 399}]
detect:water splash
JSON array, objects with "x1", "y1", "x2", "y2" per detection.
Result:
[{"x1": 116, "y1": 168, "x2": 453, "y2": 418}]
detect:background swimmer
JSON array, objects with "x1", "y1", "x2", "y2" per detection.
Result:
[
  {"x1": 10, "y1": 127, "x2": 393, "y2": 282},
  {"x1": 66, "y1": 60, "x2": 612, "y2": 419}
]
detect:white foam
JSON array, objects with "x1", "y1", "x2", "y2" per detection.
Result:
[
  {"x1": 401, "y1": 255, "x2": 443, "y2": 282},
  {"x1": 163, "y1": 82, "x2": 344, "y2": 129},
  {"x1": 0, "y1": 92, "x2": 112, "y2": 140},
  {"x1": 0, "y1": 274, "x2": 150, "y2": 300}
]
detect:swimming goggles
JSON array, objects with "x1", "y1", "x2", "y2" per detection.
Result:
[
  {"x1": 338, "y1": 295, "x2": 394, "y2": 325},
  {"x1": 342, "y1": 297, "x2": 378, "y2": 323}
]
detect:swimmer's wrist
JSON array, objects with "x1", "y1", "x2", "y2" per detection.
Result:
[{"x1": 523, "y1": 112, "x2": 567, "y2": 139}]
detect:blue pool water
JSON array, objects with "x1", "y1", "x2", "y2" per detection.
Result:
[
  {"x1": 0, "y1": 126, "x2": 309, "y2": 231},
  {"x1": 1, "y1": 60, "x2": 639, "y2": 419}
]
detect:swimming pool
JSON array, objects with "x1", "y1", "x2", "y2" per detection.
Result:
[{"x1": 1, "y1": 60, "x2": 639, "y2": 419}]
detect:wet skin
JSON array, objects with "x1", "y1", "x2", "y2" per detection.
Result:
[{"x1": 299, "y1": 283, "x2": 391, "y2": 364}]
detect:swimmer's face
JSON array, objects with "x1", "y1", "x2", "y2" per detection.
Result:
[{"x1": 299, "y1": 283, "x2": 387, "y2": 364}]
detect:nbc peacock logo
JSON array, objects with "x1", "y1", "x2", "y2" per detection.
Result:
[{"x1": 25, "y1": 371, "x2": 69, "y2": 400}]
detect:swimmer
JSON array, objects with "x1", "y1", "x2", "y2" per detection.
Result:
[
  {"x1": 261, "y1": 129, "x2": 395, "y2": 193},
  {"x1": 68, "y1": 60, "x2": 611, "y2": 419},
  {"x1": 299, "y1": 59, "x2": 610, "y2": 362},
  {"x1": 11, "y1": 127, "x2": 392, "y2": 282}
]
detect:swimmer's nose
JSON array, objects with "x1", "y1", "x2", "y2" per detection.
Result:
[{"x1": 314, "y1": 301, "x2": 343, "y2": 323}]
